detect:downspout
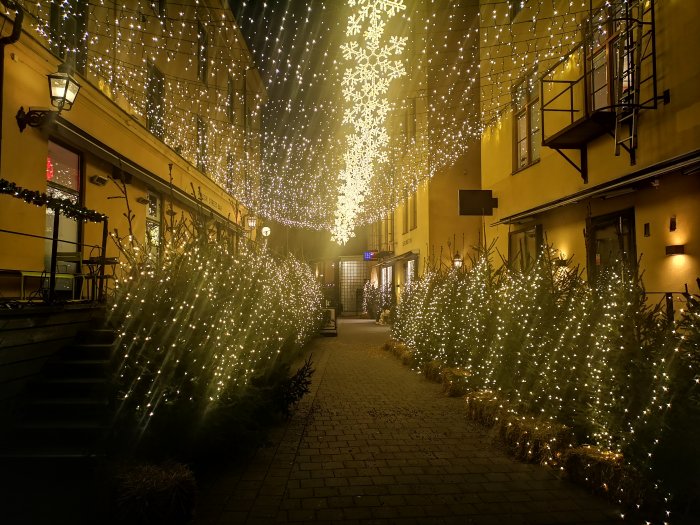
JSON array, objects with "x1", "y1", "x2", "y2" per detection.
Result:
[{"x1": 0, "y1": 0, "x2": 24, "y2": 175}]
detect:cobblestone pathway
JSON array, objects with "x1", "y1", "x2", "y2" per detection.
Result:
[{"x1": 196, "y1": 319, "x2": 623, "y2": 525}]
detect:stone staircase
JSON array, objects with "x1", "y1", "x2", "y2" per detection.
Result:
[{"x1": 1, "y1": 326, "x2": 117, "y2": 458}]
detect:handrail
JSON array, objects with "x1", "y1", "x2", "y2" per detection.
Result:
[{"x1": 0, "y1": 179, "x2": 111, "y2": 303}]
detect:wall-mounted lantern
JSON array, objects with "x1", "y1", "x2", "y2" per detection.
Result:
[
  {"x1": 452, "y1": 252, "x2": 463, "y2": 269},
  {"x1": 665, "y1": 244, "x2": 685, "y2": 256},
  {"x1": 16, "y1": 64, "x2": 81, "y2": 132}
]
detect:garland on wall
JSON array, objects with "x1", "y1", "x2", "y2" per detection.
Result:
[{"x1": 0, "y1": 178, "x2": 106, "y2": 223}]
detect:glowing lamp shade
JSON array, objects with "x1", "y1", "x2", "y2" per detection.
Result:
[
  {"x1": 261, "y1": 226, "x2": 271, "y2": 237},
  {"x1": 453, "y1": 252, "x2": 463, "y2": 269},
  {"x1": 48, "y1": 71, "x2": 81, "y2": 111},
  {"x1": 246, "y1": 216, "x2": 257, "y2": 230}
]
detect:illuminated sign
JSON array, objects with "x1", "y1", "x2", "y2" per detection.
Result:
[{"x1": 364, "y1": 251, "x2": 378, "y2": 261}]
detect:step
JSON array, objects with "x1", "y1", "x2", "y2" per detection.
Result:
[
  {"x1": 60, "y1": 343, "x2": 116, "y2": 361},
  {"x1": 19, "y1": 396, "x2": 111, "y2": 420},
  {"x1": 44, "y1": 359, "x2": 112, "y2": 378},
  {"x1": 74, "y1": 328, "x2": 117, "y2": 345},
  {"x1": 34, "y1": 377, "x2": 111, "y2": 397}
]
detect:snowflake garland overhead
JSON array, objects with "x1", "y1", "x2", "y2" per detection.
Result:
[{"x1": 331, "y1": 0, "x2": 407, "y2": 245}]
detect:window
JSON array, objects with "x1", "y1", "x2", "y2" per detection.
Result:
[
  {"x1": 49, "y1": 0, "x2": 87, "y2": 73},
  {"x1": 508, "y1": 224, "x2": 542, "y2": 271},
  {"x1": 402, "y1": 191, "x2": 409, "y2": 234},
  {"x1": 409, "y1": 191, "x2": 417, "y2": 231},
  {"x1": 380, "y1": 265, "x2": 393, "y2": 308},
  {"x1": 513, "y1": 75, "x2": 540, "y2": 171},
  {"x1": 588, "y1": 4, "x2": 630, "y2": 112},
  {"x1": 152, "y1": 0, "x2": 166, "y2": 17},
  {"x1": 197, "y1": 22, "x2": 208, "y2": 83},
  {"x1": 586, "y1": 209, "x2": 636, "y2": 283},
  {"x1": 146, "y1": 62, "x2": 165, "y2": 139},
  {"x1": 45, "y1": 142, "x2": 81, "y2": 271},
  {"x1": 227, "y1": 73, "x2": 236, "y2": 124},
  {"x1": 405, "y1": 259, "x2": 417, "y2": 287},
  {"x1": 510, "y1": 1, "x2": 525, "y2": 21},
  {"x1": 196, "y1": 116, "x2": 207, "y2": 172},
  {"x1": 405, "y1": 98, "x2": 416, "y2": 143},
  {"x1": 145, "y1": 192, "x2": 161, "y2": 257}
]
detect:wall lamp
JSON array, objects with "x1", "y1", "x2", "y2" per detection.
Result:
[
  {"x1": 16, "y1": 64, "x2": 81, "y2": 132},
  {"x1": 665, "y1": 244, "x2": 685, "y2": 256},
  {"x1": 246, "y1": 215, "x2": 257, "y2": 230},
  {"x1": 452, "y1": 252, "x2": 463, "y2": 269}
]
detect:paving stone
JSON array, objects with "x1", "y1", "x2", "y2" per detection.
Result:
[{"x1": 195, "y1": 320, "x2": 625, "y2": 525}]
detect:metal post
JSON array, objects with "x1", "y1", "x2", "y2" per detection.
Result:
[
  {"x1": 98, "y1": 218, "x2": 108, "y2": 302},
  {"x1": 48, "y1": 209, "x2": 60, "y2": 303}
]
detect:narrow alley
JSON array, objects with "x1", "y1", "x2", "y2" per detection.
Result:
[{"x1": 195, "y1": 319, "x2": 623, "y2": 525}]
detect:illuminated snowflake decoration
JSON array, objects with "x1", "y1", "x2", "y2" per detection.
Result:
[{"x1": 331, "y1": 0, "x2": 406, "y2": 244}]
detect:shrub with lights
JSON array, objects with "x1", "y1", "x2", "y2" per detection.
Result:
[
  {"x1": 392, "y1": 247, "x2": 700, "y2": 519},
  {"x1": 108, "y1": 205, "x2": 323, "y2": 461}
]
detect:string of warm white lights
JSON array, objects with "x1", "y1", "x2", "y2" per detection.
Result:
[
  {"x1": 393, "y1": 250, "x2": 695, "y2": 521},
  {"x1": 11, "y1": 1, "x2": 597, "y2": 235}
]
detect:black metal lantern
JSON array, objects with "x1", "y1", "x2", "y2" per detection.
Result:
[
  {"x1": 16, "y1": 64, "x2": 81, "y2": 132},
  {"x1": 48, "y1": 69, "x2": 81, "y2": 111},
  {"x1": 452, "y1": 252, "x2": 463, "y2": 269}
]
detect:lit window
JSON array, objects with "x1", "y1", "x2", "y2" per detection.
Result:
[
  {"x1": 146, "y1": 192, "x2": 161, "y2": 257},
  {"x1": 45, "y1": 141, "x2": 81, "y2": 271}
]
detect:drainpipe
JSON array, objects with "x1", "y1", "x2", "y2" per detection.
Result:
[{"x1": 0, "y1": 0, "x2": 24, "y2": 174}]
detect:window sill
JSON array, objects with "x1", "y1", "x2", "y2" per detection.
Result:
[{"x1": 512, "y1": 158, "x2": 540, "y2": 176}]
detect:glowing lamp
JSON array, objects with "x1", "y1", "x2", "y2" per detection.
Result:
[
  {"x1": 48, "y1": 69, "x2": 81, "y2": 110},
  {"x1": 246, "y1": 216, "x2": 257, "y2": 230},
  {"x1": 665, "y1": 244, "x2": 685, "y2": 256},
  {"x1": 16, "y1": 64, "x2": 81, "y2": 132},
  {"x1": 261, "y1": 226, "x2": 271, "y2": 237},
  {"x1": 453, "y1": 252, "x2": 463, "y2": 269}
]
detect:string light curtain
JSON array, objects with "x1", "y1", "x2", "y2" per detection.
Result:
[{"x1": 12, "y1": 1, "x2": 592, "y2": 238}]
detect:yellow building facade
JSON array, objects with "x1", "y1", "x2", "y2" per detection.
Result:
[
  {"x1": 480, "y1": 0, "x2": 700, "y2": 302},
  {"x1": 0, "y1": 0, "x2": 264, "y2": 299},
  {"x1": 367, "y1": 0, "x2": 483, "y2": 301}
]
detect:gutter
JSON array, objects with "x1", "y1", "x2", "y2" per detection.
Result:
[
  {"x1": 492, "y1": 149, "x2": 700, "y2": 225},
  {"x1": 0, "y1": 0, "x2": 24, "y2": 175}
]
